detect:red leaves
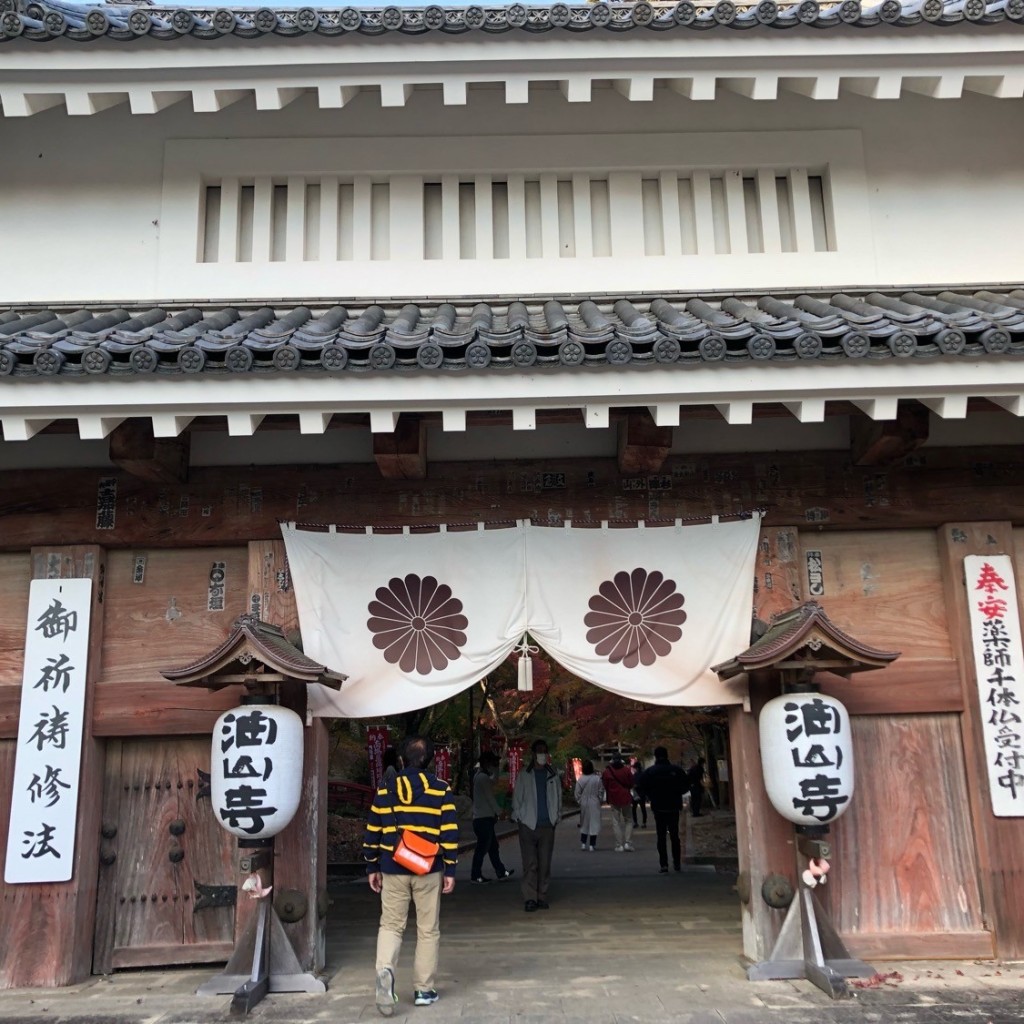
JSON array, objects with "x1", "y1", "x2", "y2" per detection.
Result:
[{"x1": 851, "y1": 971, "x2": 904, "y2": 989}]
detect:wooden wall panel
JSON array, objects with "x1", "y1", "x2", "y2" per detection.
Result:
[
  {"x1": 0, "y1": 553, "x2": 30, "y2": 685},
  {"x1": 3, "y1": 446, "x2": 1024, "y2": 554},
  {"x1": 800, "y1": 529, "x2": 960, "y2": 713},
  {"x1": 829, "y1": 714, "x2": 990, "y2": 958},
  {"x1": 798, "y1": 529, "x2": 952, "y2": 659},
  {"x1": 99, "y1": 548, "x2": 249, "y2": 684}
]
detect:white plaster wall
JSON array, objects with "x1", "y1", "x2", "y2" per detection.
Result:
[{"x1": 0, "y1": 86, "x2": 1023, "y2": 304}]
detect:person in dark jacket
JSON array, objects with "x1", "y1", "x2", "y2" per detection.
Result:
[
  {"x1": 688, "y1": 757, "x2": 707, "y2": 817},
  {"x1": 637, "y1": 746, "x2": 689, "y2": 873},
  {"x1": 363, "y1": 736, "x2": 458, "y2": 1016}
]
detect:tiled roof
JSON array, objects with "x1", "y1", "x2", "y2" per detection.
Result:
[
  {"x1": 712, "y1": 600, "x2": 900, "y2": 678},
  {"x1": 2, "y1": 291, "x2": 1024, "y2": 379},
  {"x1": 161, "y1": 613, "x2": 346, "y2": 688},
  {"x1": 2, "y1": 0, "x2": 1022, "y2": 42}
]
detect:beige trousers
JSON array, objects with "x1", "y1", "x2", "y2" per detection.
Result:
[
  {"x1": 610, "y1": 804, "x2": 634, "y2": 847},
  {"x1": 375, "y1": 871, "x2": 443, "y2": 992}
]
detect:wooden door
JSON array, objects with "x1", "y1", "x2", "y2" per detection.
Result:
[{"x1": 94, "y1": 737, "x2": 236, "y2": 972}]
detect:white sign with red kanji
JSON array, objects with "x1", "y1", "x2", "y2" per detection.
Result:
[
  {"x1": 965, "y1": 555, "x2": 1024, "y2": 818},
  {"x1": 5, "y1": 579, "x2": 93, "y2": 884}
]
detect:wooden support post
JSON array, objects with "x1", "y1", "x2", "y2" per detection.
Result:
[
  {"x1": 730, "y1": 527, "x2": 803, "y2": 963},
  {"x1": 109, "y1": 419, "x2": 190, "y2": 485},
  {"x1": 616, "y1": 408, "x2": 673, "y2": 474},
  {"x1": 373, "y1": 415, "x2": 427, "y2": 480},
  {"x1": 850, "y1": 402, "x2": 929, "y2": 467},
  {"x1": 0, "y1": 546, "x2": 106, "y2": 988},
  {"x1": 937, "y1": 522, "x2": 1024, "y2": 958},
  {"x1": 248, "y1": 541, "x2": 327, "y2": 973}
]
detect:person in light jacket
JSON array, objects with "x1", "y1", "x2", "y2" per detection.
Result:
[
  {"x1": 512, "y1": 738, "x2": 562, "y2": 912},
  {"x1": 574, "y1": 759, "x2": 604, "y2": 851}
]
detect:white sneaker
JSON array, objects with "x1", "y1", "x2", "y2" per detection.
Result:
[
  {"x1": 614, "y1": 844, "x2": 624, "y2": 852},
  {"x1": 580, "y1": 842, "x2": 587, "y2": 851},
  {"x1": 624, "y1": 842, "x2": 635, "y2": 852}
]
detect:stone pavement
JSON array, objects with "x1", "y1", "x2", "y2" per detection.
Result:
[{"x1": 1, "y1": 809, "x2": 1021, "y2": 1024}]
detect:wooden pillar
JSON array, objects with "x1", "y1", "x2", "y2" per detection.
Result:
[
  {"x1": 937, "y1": 522, "x2": 1024, "y2": 958},
  {"x1": 0, "y1": 546, "x2": 106, "y2": 988},
  {"x1": 730, "y1": 526, "x2": 802, "y2": 962},
  {"x1": 248, "y1": 540, "x2": 328, "y2": 972}
]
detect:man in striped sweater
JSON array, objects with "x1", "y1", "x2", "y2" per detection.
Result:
[{"x1": 363, "y1": 735, "x2": 459, "y2": 1017}]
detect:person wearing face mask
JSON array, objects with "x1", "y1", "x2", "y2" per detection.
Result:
[
  {"x1": 511, "y1": 738, "x2": 562, "y2": 912},
  {"x1": 470, "y1": 751, "x2": 514, "y2": 884}
]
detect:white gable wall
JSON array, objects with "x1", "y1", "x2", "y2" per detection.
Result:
[{"x1": 1, "y1": 85, "x2": 1022, "y2": 305}]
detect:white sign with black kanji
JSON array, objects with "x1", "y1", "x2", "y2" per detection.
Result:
[{"x1": 5, "y1": 579, "x2": 93, "y2": 883}]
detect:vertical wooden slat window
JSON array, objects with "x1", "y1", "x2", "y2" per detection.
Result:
[
  {"x1": 338, "y1": 181, "x2": 355, "y2": 261},
  {"x1": 506, "y1": 174, "x2": 527, "y2": 260},
  {"x1": 201, "y1": 186, "x2": 221, "y2": 263},
  {"x1": 808, "y1": 174, "x2": 832, "y2": 252},
  {"x1": 318, "y1": 175, "x2": 339, "y2": 262},
  {"x1": 641, "y1": 178, "x2": 664, "y2": 257},
  {"x1": 776, "y1": 175, "x2": 796, "y2": 253},
  {"x1": 491, "y1": 180, "x2": 510, "y2": 259},
  {"x1": 270, "y1": 184, "x2": 287, "y2": 262},
  {"x1": 303, "y1": 182, "x2": 320, "y2": 262},
  {"x1": 690, "y1": 170, "x2": 714, "y2": 255},
  {"x1": 709, "y1": 174, "x2": 730, "y2": 255},
  {"x1": 743, "y1": 176, "x2": 764, "y2": 254},
  {"x1": 756, "y1": 168, "x2": 782, "y2": 254},
  {"x1": 677, "y1": 175, "x2": 697, "y2": 256},
  {"x1": 523, "y1": 179, "x2": 543, "y2": 259},
  {"x1": 557, "y1": 179, "x2": 575, "y2": 258},
  {"x1": 572, "y1": 173, "x2": 593, "y2": 258},
  {"x1": 370, "y1": 182, "x2": 390, "y2": 261},
  {"x1": 589, "y1": 178, "x2": 611, "y2": 258},
  {"x1": 474, "y1": 175, "x2": 493, "y2": 260},
  {"x1": 423, "y1": 182, "x2": 443, "y2": 260},
  {"x1": 458, "y1": 182, "x2": 476, "y2": 259},
  {"x1": 237, "y1": 185, "x2": 255, "y2": 263}
]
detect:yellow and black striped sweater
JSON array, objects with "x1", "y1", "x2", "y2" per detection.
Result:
[{"x1": 362, "y1": 770, "x2": 459, "y2": 877}]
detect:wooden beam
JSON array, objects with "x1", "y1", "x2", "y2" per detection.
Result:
[
  {"x1": 616, "y1": 408, "x2": 673, "y2": 474},
  {"x1": 844, "y1": 930, "x2": 994, "y2": 961},
  {"x1": 731, "y1": 526, "x2": 802, "y2": 963},
  {"x1": 248, "y1": 540, "x2": 326, "y2": 973},
  {"x1": 372, "y1": 414, "x2": 427, "y2": 480},
  {"x1": 5, "y1": 447, "x2": 1024, "y2": 552},
  {"x1": 108, "y1": 418, "x2": 190, "y2": 485},
  {"x1": 0, "y1": 546, "x2": 106, "y2": 989},
  {"x1": 937, "y1": 522, "x2": 1024, "y2": 958},
  {"x1": 817, "y1": 660, "x2": 962, "y2": 714},
  {"x1": 850, "y1": 401, "x2": 929, "y2": 467}
]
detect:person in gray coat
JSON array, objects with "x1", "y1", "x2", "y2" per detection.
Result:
[{"x1": 512, "y1": 738, "x2": 562, "y2": 912}]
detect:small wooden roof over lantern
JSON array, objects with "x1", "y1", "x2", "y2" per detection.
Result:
[
  {"x1": 161, "y1": 613, "x2": 346, "y2": 693},
  {"x1": 712, "y1": 601, "x2": 900, "y2": 686}
]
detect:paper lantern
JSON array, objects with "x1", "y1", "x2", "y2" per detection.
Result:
[
  {"x1": 759, "y1": 693, "x2": 854, "y2": 826},
  {"x1": 211, "y1": 705, "x2": 304, "y2": 839}
]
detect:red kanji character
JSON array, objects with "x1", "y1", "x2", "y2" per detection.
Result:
[
  {"x1": 978, "y1": 597, "x2": 1009, "y2": 620},
  {"x1": 975, "y1": 563, "x2": 1009, "y2": 596}
]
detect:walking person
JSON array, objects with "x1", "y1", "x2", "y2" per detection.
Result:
[
  {"x1": 637, "y1": 746, "x2": 689, "y2": 873},
  {"x1": 363, "y1": 736, "x2": 459, "y2": 1017},
  {"x1": 573, "y1": 759, "x2": 605, "y2": 851},
  {"x1": 688, "y1": 757, "x2": 707, "y2": 817},
  {"x1": 601, "y1": 753, "x2": 636, "y2": 852},
  {"x1": 630, "y1": 757, "x2": 648, "y2": 829},
  {"x1": 512, "y1": 738, "x2": 562, "y2": 912},
  {"x1": 470, "y1": 751, "x2": 514, "y2": 883}
]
